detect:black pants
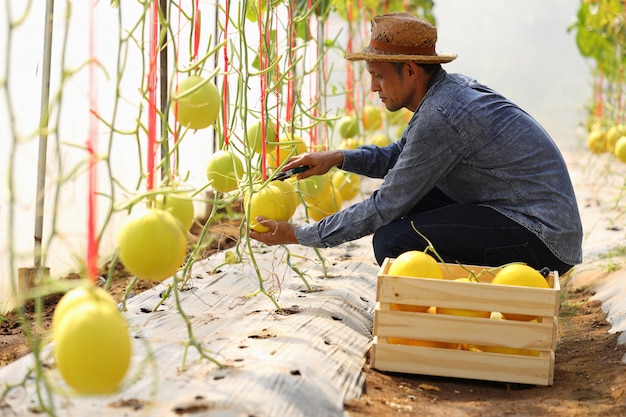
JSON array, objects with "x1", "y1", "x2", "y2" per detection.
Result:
[{"x1": 372, "y1": 188, "x2": 573, "y2": 275}]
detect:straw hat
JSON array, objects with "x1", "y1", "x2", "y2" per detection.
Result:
[{"x1": 345, "y1": 12, "x2": 457, "y2": 64}]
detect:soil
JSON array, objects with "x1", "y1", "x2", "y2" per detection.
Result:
[
  {"x1": 2, "y1": 271, "x2": 626, "y2": 417},
  {"x1": 345, "y1": 284, "x2": 626, "y2": 417}
]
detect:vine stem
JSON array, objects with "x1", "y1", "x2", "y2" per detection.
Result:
[
  {"x1": 409, "y1": 221, "x2": 450, "y2": 276},
  {"x1": 171, "y1": 273, "x2": 225, "y2": 370}
]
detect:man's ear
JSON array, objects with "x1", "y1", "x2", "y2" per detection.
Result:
[{"x1": 405, "y1": 62, "x2": 422, "y2": 79}]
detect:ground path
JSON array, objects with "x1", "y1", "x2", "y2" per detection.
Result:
[{"x1": 0, "y1": 149, "x2": 625, "y2": 417}]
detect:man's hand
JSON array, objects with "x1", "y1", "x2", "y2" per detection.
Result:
[
  {"x1": 280, "y1": 150, "x2": 344, "y2": 180},
  {"x1": 248, "y1": 216, "x2": 299, "y2": 246}
]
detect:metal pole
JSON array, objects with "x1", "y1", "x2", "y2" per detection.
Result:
[{"x1": 33, "y1": 0, "x2": 55, "y2": 268}]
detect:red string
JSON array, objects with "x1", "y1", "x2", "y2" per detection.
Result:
[
  {"x1": 275, "y1": 9, "x2": 281, "y2": 163},
  {"x1": 222, "y1": 0, "x2": 230, "y2": 147},
  {"x1": 310, "y1": 7, "x2": 319, "y2": 151},
  {"x1": 306, "y1": 0, "x2": 315, "y2": 152},
  {"x1": 257, "y1": 0, "x2": 268, "y2": 179},
  {"x1": 286, "y1": 0, "x2": 295, "y2": 124},
  {"x1": 354, "y1": 0, "x2": 365, "y2": 112},
  {"x1": 87, "y1": 0, "x2": 99, "y2": 282},
  {"x1": 146, "y1": 0, "x2": 159, "y2": 192},
  {"x1": 322, "y1": 22, "x2": 330, "y2": 151},
  {"x1": 193, "y1": 1, "x2": 200, "y2": 60},
  {"x1": 595, "y1": 70, "x2": 604, "y2": 120},
  {"x1": 286, "y1": 56, "x2": 294, "y2": 123},
  {"x1": 278, "y1": 0, "x2": 297, "y2": 166},
  {"x1": 345, "y1": 3, "x2": 354, "y2": 113},
  {"x1": 618, "y1": 68, "x2": 623, "y2": 124}
]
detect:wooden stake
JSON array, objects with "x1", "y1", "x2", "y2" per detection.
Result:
[{"x1": 17, "y1": 267, "x2": 50, "y2": 299}]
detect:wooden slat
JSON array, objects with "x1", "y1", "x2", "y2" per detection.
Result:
[
  {"x1": 374, "y1": 309, "x2": 555, "y2": 350},
  {"x1": 379, "y1": 259, "x2": 560, "y2": 287},
  {"x1": 377, "y1": 266, "x2": 561, "y2": 318},
  {"x1": 371, "y1": 340, "x2": 554, "y2": 386}
]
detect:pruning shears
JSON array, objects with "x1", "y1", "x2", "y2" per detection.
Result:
[{"x1": 273, "y1": 165, "x2": 309, "y2": 181}]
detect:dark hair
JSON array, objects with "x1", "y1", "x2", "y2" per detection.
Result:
[
  {"x1": 392, "y1": 62, "x2": 441, "y2": 77},
  {"x1": 419, "y1": 63, "x2": 441, "y2": 74}
]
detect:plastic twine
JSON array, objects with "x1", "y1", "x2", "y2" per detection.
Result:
[
  {"x1": 222, "y1": 0, "x2": 230, "y2": 147},
  {"x1": 257, "y1": 0, "x2": 268, "y2": 179},
  {"x1": 286, "y1": 0, "x2": 295, "y2": 124},
  {"x1": 274, "y1": 8, "x2": 281, "y2": 163},
  {"x1": 354, "y1": 0, "x2": 364, "y2": 111},
  {"x1": 618, "y1": 68, "x2": 623, "y2": 124},
  {"x1": 277, "y1": 0, "x2": 297, "y2": 166},
  {"x1": 595, "y1": 69, "x2": 604, "y2": 120},
  {"x1": 193, "y1": 1, "x2": 201, "y2": 60},
  {"x1": 309, "y1": 0, "x2": 318, "y2": 152},
  {"x1": 87, "y1": 0, "x2": 99, "y2": 282},
  {"x1": 170, "y1": 1, "x2": 200, "y2": 174},
  {"x1": 321, "y1": 21, "x2": 330, "y2": 151},
  {"x1": 344, "y1": 1, "x2": 355, "y2": 114},
  {"x1": 146, "y1": 0, "x2": 159, "y2": 192}
]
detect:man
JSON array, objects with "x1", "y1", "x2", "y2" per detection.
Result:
[{"x1": 250, "y1": 12, "x2": 582, "y2": 275}]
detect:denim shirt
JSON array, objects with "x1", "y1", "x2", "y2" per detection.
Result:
[{"x1": 295, "y1": 68, "x2": 583, "y2": 266}]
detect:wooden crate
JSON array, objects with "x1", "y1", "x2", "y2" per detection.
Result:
[{"x1": 371, "y1": 258, "x2": 561, "y2": 386}]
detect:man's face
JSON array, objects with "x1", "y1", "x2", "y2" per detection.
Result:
[{"x1": 365, "y1": 61, "x2": 411, "y2": 112}]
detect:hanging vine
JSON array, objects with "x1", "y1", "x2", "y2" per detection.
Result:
[{"x1": 569, "y1": 0, "x2": 626, "y2": 161}]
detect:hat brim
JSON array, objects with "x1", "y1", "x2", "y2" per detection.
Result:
[{"x1": 345, "y1": 49, "x2": 457, "y2": 64}]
